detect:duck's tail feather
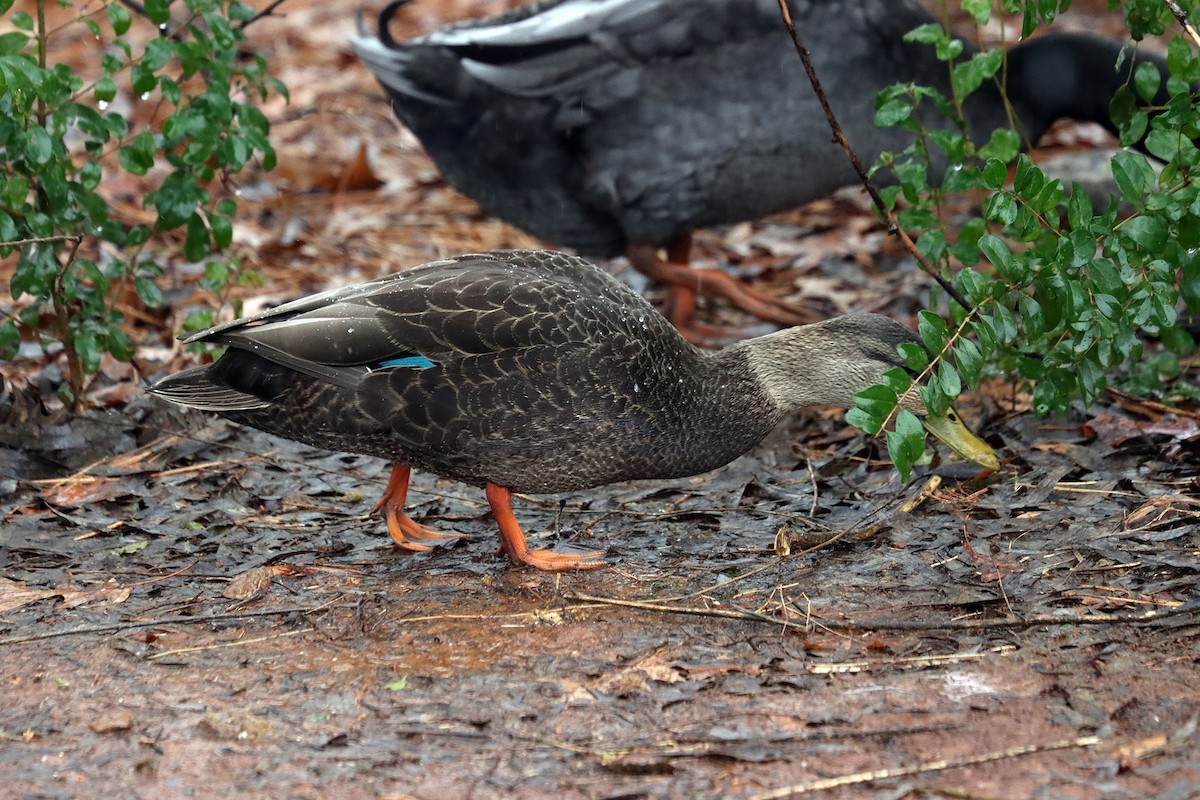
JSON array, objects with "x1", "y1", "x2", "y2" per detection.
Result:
[{"x1": 147, "y1": 365, "x2": 271, "y2": 413}]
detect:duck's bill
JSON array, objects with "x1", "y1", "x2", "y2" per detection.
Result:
[{"x1": 922, "y1": 410, "x2": 1000, "y2": 470}]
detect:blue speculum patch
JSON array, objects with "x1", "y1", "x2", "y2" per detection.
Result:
[{"x1": 378, "y1": 355, "x2": 437, "y2": 369}]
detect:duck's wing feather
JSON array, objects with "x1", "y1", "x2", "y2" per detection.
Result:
[
  {"x1": 184, "y1": 250, "x2": 681, "y2": 386},
  {"x1": 351, "y1": 0, "x2": 782, "y2": 102}
]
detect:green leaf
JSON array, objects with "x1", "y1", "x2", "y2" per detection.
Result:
[
  {"x1": 898, "y1": 341, "x2": 929, "y2": 372},
  {"x1": 185, "y1": 211, "x2": 210, "y2": 261},
  {"x1": 919, "y1": 379, "x2": 951, "y2": 418},
  {"x1": 1133, "y1": 61, "x2": 1162, "y2": 103},
  {"x1": 978, "y1": 127, "x2": 1020, "y2": 163},
  {"x1": 135, "y1": 276, "x2": 163, "y2": 307},
  {"x1": 107, "y1": 325, "x2": 133, "y2": 361},
  {"x1": 150, "y1": 171, "x2": 208, "y2": 229},
  {"x1": 873, "y1": 100, "x2": 914, "y2": 129},
  {"x1": 25, "y1": 125, "x2": 52, "y2": 165},
  {"x1": 981, "y1": 158, "x2": 1008, "y2": 190},
  {"x1": 9, "y1": 11, "x2": 32, "y2": 31},
  {"x1": 1065, "y1": 182, "x2": 1093, "y2": 231},
  {"x1": 0, "y1": 31, "x2": 27, "y2": 55},
  {"x1": 1019, "y1": 295, "x2": 1044, "y2": 339},
  {"x1": 917, "y1": 310, "x2": 948, "y2": 346},
  {"x1": 94, "y1": 76, "x2": 117, "y2": 104},
  {"x1": 118, "y1": 130, "x2": 156, "y2": 175},
  {"x1": 984, "y1": 192, "x2": 1018, "y2": 226},
  {"x1": 131, "y1": 63, "x2": 157, "y2": 96},
  {"x1": 210, "y1": 213, "x2": 233, "y2": 249},
  {"x1": 0, "y1": 210, "x2": 17, "y2": 242},
  {"x1": 144, "y1": 0, "x2": 172, "y2": 25},
  {"x1": 885, "y1": 410, "x2": 926, "y2": 483},
  {"x1": 79, "y1": 160, "x2": 102, "y2": 191},
  {"x1": 937, "y1": 363, "x2": 961, "y2": 398},
  {"x1": 107, "y1": 3, "x2": 132, "y2": 36},
  {"x1": 1110, "y1": 151, "x2": 1155, "y2": 200},
  {"x1": 880, "y1": 367, "x2": 914, "y2": 397},
  {"x1": 1122, "y1": 215, "x2": 1168, "y2": 251},
  {"x1": 0, "y1": 320, "x2": 17, "y2": 359},
  {"x1": 853, "y1": 384, "x2": 901, "y2": 418},
  {"x1": 160, "y1": 77, "x2": 181, "y2": 105},
  {"x1": 977, "y1": 234, "x2": 1013, "y2": 274},
  {"x1": 953, "y1": 338, "x2": 983, "y2": 385},
  {"x1": 112, "y1": 540, "x2": 150, "y2": 556},
  {"x1": 961, "y1": 0, "x2": 991, "y2": 24},
  {"x1": 142, "y1": 38, "x2": 174, "y2": 72}
]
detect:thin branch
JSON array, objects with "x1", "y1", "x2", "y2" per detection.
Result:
[
  {"x1": 239, "y1": 0, "x2": 289, "y2": 31},
  {"x1": 3, "y1": 234, "x2": 82, "y2": 248},
  {"x1": 50, "y1": 235, "x2": 87, "y2": 413},
  {"x1": 775, "y1": 0, "x2": 970, "y2": 312},
  {"x1": 0, "y1": 602, "x2": 346, "y2": 646},
  {"x1": 1162, "y1": 0, "x2": 1200, "y2": 48},
  {"x1": 749, "y1": 735, "x2": 1101, "y2": 799},
  {"x1": 567, "y1": 593, "x2": 1200, "y2": 633}
]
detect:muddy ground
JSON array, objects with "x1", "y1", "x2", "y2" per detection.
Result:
[{"x1": 2, "y1": 1, "x2": 1199, "y2": 798}]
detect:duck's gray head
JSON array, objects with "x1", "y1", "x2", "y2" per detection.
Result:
[{"x1": 740, "y1": 313, "x2": 999, "y2": 469}]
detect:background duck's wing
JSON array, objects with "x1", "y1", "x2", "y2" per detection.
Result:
[{"x1": 351, "y1": 0, "x2": 781, "y2": 103}]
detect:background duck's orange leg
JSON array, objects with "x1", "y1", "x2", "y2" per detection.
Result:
[
  {"x1": 374, "y1": 464, "x2": 466, "y2": 551},
  {"x1": 485, "y1": 483, "x2": 605, "y2": 570},
  {"x1": 626, "y1": 236, "x2": 812, "y2": 334}
]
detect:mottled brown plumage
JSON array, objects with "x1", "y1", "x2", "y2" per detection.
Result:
[{"x1": 149, "y1": 249, "x2": 996, "y2": 569}]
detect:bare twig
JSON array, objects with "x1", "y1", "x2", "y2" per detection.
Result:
[
  {"x1": 1162, "y1": 0, "x2": 1200, "y2": 49},
  {"x1": 749, "y1": 735, "x2": 1101, "y2": 798},
  {"x1": 775, "y1": 0, "x2": 970, "y2": 312},
  {"x1": 239, "y1": 0, "x2": 289, "y2": 30},
  {"x1": 566, "y1": 593, "x2": 1200, "y2": 633},
  {"x1": 50, "y1": 235, "x2": 87, "y2": 413},
  {"x1": 0, "y1": 602, "x2": 346, "y2": 646},
  {"x1": 3, "y1": 234, "x2": 83, "y2": 248}
]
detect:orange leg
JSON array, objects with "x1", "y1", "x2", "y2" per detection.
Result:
[
  {"x1": 485, "y1": 483, "x2": 605, "y2": 570},
  {"x1": 626, "y1": 237, "x2": 812, "y2": 333},
  {"x1": 374, "y1": 464, "x2": 466, "y2": 552}
]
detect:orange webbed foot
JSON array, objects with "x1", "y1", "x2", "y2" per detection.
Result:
[
  {"x1": 485, "y1": 483, "x2": 607, "y2": 571},
  {"x1": 375, "y1": 464, "x2": 466, "y2": 552}
]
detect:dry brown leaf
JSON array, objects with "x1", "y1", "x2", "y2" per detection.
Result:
[
  {"x1": 221, "y1": 566, "x2": 286, "y2": 601},
  {"x1": 89, "y1": 709, "x2": 134, "y2": 734},
  {"x1": 0, "y1": 579, "x2": 131, "y2": 612}
]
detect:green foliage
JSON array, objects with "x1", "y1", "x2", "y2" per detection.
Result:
[
  {"x1": 851, "y1": 0, "x2": 1200, "y2": 478},
  {"x1": 0, "y1": 0, "x2": 283, "y2": 408}
]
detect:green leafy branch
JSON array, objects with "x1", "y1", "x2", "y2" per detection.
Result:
[
  {"x1": 850, "y1": 0, "x2": 1200, "y2": 478},
  {"x1": 0, "y1": 0, "x2": 286, "y2": 409}
]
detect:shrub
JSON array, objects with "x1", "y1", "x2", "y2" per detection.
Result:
[
  {"x1": 0, "y1": 0, "x2": 285, "y2": 409},
  {"x1": 846, "y1": 0, "x2": 1200, "y2": 478}
]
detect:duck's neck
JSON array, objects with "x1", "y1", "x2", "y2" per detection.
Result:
[{"x1": 715, "y1": 326, "x2": 871, "y2": 413}]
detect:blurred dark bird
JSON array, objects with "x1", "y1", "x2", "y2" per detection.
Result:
[
  {"x1": 349, "y1": 0, "x2": 1170, "y2": 336},
  {"x1": 149, "y1": 250, "x2": 998, "y2": 570}
]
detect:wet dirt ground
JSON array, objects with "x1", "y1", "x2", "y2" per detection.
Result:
[{"x1": 2, "y1": 1, "x2": 1199, "y2": 798}]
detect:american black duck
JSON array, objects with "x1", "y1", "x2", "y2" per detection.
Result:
[
  {"x1": 150, "y1": 249, "x2": 998, "y2": 570},
  {"x1": 350, "y1": 0, "x2": 1169, "y2": 333}
]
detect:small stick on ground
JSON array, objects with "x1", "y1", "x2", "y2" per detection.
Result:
[{"x1": 748, "y1": 735, "x2": 1101, "y2": 799}]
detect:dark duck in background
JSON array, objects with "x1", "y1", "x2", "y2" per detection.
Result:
[{"x1": 350, "y1": 0, "x2": 1170, "y2": 336}]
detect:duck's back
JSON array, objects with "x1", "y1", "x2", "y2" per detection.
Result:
[{"x1": 352, "y1": 0, "x2": 944, "y2": 255}]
